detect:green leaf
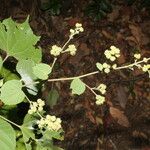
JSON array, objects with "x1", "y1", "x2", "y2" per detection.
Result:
[
  {"x1": 33, "y1": 63, "x2": 52, "y2": 80},
  {"x1": 0, "y1": 17, "x2": 41, "y2": 63},
  {"x1": 16, "y1": 59, "x2": 38, "y2": 95},
  {"x1": 0, "y1": 80, "x2": 25, "y2": 105},
  {"x1": 0, "y1": 66, "x2": 20, "y2": 81},
  {"x1": 20, "y1": 126, "x2": 35, "y2": 150},
  {"x1": 0, "y1": 118, "x2": 16, "y2": 150},
  {"x1": 96, "y1": 62, "x2": 103, "y2": 71},
  {"x1": 47, "y1": 89, "x2": 59, "y2": 108},
  {"x1": 70, "y1": 78, "x2": 86, "y2": 95}
]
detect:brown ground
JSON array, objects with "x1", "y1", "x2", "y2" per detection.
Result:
[{"x1": 0, "y1": 0, "x2": 150, "y2": 150}]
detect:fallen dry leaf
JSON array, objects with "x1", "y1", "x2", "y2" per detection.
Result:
[
  {"x1": 102, "y1": 30, "x2": 113, "y2": 40},
  {"x1": 129, "y1": 24, "x2": 149, "y2": 46},
  {"x1": 109, "y1": 107, "x2": 130, "y2": 127}
]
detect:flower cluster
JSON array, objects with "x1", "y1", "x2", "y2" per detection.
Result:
[
  {"x1": 104, "y1": 46, "x2": 120, "y2": 61},
  {"x1": 96, "y1": 62, "x2": 111, "y2": 73},
  {"x1": 95, "y1": 95, "x2": 105, "y2": 105},
  {"x1": 50, "y1": 45, "x2": 62, "y2": 57},
  {"x1": 97, "y1": 83, "x2": 107, "y2": 94},
  {"x1": 66, "y1": 44, "x2": 77, "y2": 56},
  {"x1": 142, "y1": 64, "x2": 150, "y2": 72},
  {"x1": 28, "y1": 99, "x2": 45, "y2": 114},
  {"x1": 37, "y1": 115, "x2": 62, "y2": 131},
  {"x1": 134, "y1": 53, "x2": 141, "y2": 60},
  {"x1": 70, "y1": 23, "x2": 84, "y2": 38}
]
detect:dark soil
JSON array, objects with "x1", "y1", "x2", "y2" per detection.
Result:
[{"x1": 0, "y1": 0, "x2": 150, "y2": 150}]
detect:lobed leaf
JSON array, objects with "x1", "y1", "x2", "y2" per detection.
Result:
[{"x1": 0, "y1": 17, "x2": 41, "y2": 63}]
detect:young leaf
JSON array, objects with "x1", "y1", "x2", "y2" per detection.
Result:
[
  {"x1": 0, "y1": 118, "x2": 16, "y2": 150},
  {"x1": 16, "y1": 59, "x2": 38, "y2": 95},
  {"x1": 70, "y1": 78, "x2": 86, "y2": 95},
  {"x1": 33, "y1": 63, "x2": 52, "y2": 80},
  {"x1": 47, "y1": 89, "x2": 59, "y2": 108},
  {"x1": 96, "y1": 62, "x2": 103, "y2": 71},
  {"x1": 0, "y1": 80, "x2": 25, "y2": 105},
  {"x1": 0, "y1": 17, "x2": 41, "y2": 63}
]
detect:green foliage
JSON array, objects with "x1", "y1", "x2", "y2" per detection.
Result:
[
  {"x1": 70, "y1": 78, "x2": 86, "y2": 95},
  {"x1": 85, "y1": 0, "x2": 112, "y2": 20},
  {"x1": 0, "y1": 56, "x2": 2, "y2": 70},
  {"x1": 0, "y1": 66, "x2": 19, "y2": 81},
  {"x1": 20, "y1": 126, "x2": 35, "y2": 150},
  {"x1": 16, "y1": 59, "x2": 38, "y2": 95},
  {"x1": 0, "y1": 80, "x2": 25, "y2": 105},
  {"x1": 0, "y1": 17, "x2": 41, "y2": 63},
  {"x1": 33, "y1": 63, "x2": 52, "y2": 80},
  {"x1": 41, "y1": 0, "x2": 62, "y2": 15},
  {"x1": 47, "y1": 89, "x2": 59, "y2": 108},
  {"x1": 0, "y1": 17, "x2": 64, "y2": 150},
  {"x1": 0, "y1": 118, "x2": 16, "y2": 150}
]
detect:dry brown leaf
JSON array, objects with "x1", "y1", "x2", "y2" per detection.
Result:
[
  {"x1": 132, "y1": 130, "x2": 148, "y2": 139},
  {"x1": 129, "y1": 24, "x2": 149, "y2": 46},
  {"x1": 102, "y1": 30, "x2": 113, "y2": 39},
  {"x1": 110, "y1": 107, "x2": 130, "y2": 127}
]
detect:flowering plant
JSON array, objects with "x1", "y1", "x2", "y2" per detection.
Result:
[{"x1": 0, "y1": 17, "x2": 149, "y2": 150}]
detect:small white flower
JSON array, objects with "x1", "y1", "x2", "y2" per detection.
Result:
[
  {"x1": 95, "y1": 95, "x2": 105, "y2": 105},
  {"x1": 110, "y1": 56, "x2": 116, "y2": 61},
  {"x1": 134, "y1": 53, "x2": 141, "y2": 60},
  {"x1": 75, "y1": 23, "x2": 82, "y2": 28},
  {"x1": 50, "y1": 45, "x2": 62, "y2": 57},
  {"x1": 112, "y1": 64, "x2": 117, "y2": 69},
  {"x1": 104, "y1": 68, "x2": 110, "y2": 73}
]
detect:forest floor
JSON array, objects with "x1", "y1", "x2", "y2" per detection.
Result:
[{"x1": 0, "y1": 0, "x2": 150, "y2": 150}]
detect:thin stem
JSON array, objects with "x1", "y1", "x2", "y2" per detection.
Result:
[
  {"x1": 25, "y1": 95, "x2": 31, "y2": 104},
  {"x1": 2, "y1": 55, "x2": 9, "y2": 64},
  {"x1": 51, "y1": 58, "x2": 57, "y2": 70},
  {"x1": 84, "y1": 83, "x2": 97, "y2": 96},
  {"x1": 48, "y1": 71, "x2": 99, "y2": 82},
  {"x1": 115, "y1": 57, "x2": 150, "y2": 70},
  {"x1": 61, "y1": 36, "x2": 73, "y2": 51},
  {"x1": 0, "y1": 115, "x2": 21, "y2": 128}
]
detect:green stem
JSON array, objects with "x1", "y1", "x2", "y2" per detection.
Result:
[
  {"x1": 48, "y1": 71, "x2": 99, "y2": 82},
  {"x1": 0, "y1": 115, "x2": 21, "y2": 128}
]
